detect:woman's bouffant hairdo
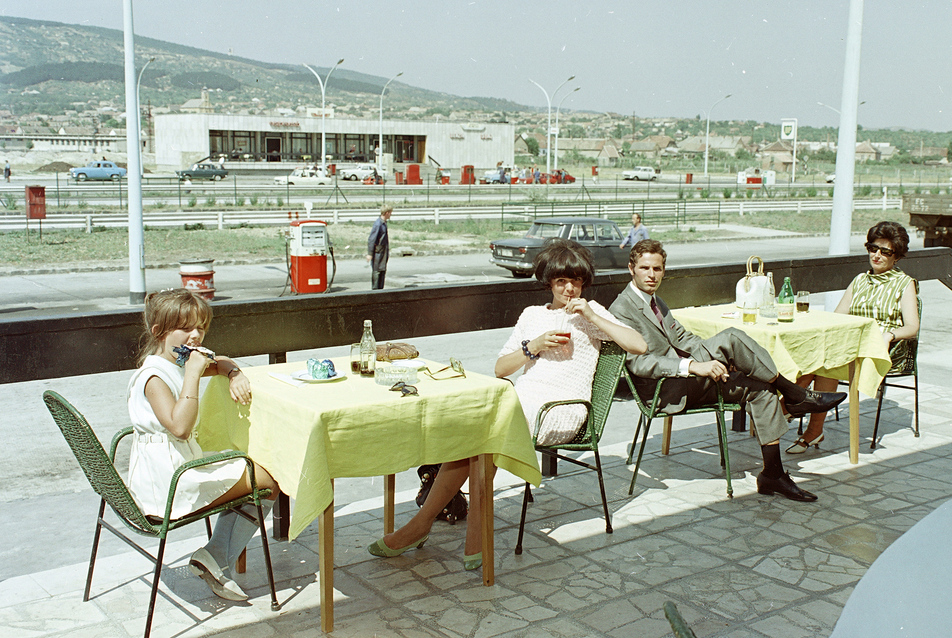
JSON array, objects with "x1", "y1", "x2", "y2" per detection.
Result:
[
  {"x1": 138, "y1": 289, "x2": 212, "y2": 365},
  {"x1": 533, "y1": 238, "x2": 595, "y2": 288},
  {"x1": 867, "y1": 221, "x2": 910, "y2": 259}
]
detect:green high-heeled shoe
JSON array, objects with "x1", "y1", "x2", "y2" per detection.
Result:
[
  {"x1": 463, "y1": 552, "x2": 482, "y2": 571},
  {"x1": 367, "y1": 534, "x2": 428, "y2": 558}
]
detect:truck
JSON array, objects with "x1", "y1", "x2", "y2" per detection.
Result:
[
  {"x1": 903, "y1": 194, "x2": 952, "y2": 248},
  {"x1": 69, "y1": 161, "x2": 127, "y2": 182}
]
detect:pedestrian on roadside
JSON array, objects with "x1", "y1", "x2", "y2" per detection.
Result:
[
  {"x1": 367, "y1": 204, "x2": 392, "y2": 290},
  {"x1": 619, "y1": 213, "x2": 650, "y2": 248},
  {"x1": 3, "y1": 160, "x2": 10, "y2": 182}
]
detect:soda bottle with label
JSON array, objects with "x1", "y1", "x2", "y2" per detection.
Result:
[
  {"x1": 777, "y1": 276, "x2": 795, "y2": 323},
  {"x1": 360, "y1": 319, "x2": 376, "y2": 376}
]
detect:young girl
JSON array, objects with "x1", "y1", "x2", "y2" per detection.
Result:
[{"x1": 127, "y1": 288, "x2": 278, "y2": 601}]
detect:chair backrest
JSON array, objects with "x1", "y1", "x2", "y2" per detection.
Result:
[
  {"x1": 585, "y1": 340, "x2": 628, "y2": 443},
  {"x1": 42, "y1": 390, "x2": 155, "y2": 535},
  {"x1": 888, "y1": 296, "x2": 921, "y2": 376}
]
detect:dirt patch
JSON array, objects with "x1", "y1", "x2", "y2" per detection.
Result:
[{"x1": 35, "y1": 161, "x2": 75, "y2": 172}]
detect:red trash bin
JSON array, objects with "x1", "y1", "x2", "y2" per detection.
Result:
[
  {"x1": 685, "y1": 173, "x2": 693, "y2": 184},
  {"x1": 25, "y1": 185, "x2": 46, "y2": 220},
  {"x1": 395, "y1": 171, "x2": 404, "y2": 185},
  {"x1": 405, "y1": 164, "x2": 422, "y2": 185},
  {"x1": 460, "y1": 165, "x2": 475, "y2": 185},
  {"x1": 591, "y1": 166, "x2": 599, "y2": 176}
]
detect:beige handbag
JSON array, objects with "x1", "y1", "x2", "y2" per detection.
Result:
[
  {"x1": 735, "y1": 256, "x2": 768, "y2": 308},
  {"x1": 376, "y1": 342, "x2": 419, "y2": 362}
]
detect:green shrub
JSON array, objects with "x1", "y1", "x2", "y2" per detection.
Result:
[
  {"x1": 205, "y1": 196, "x2": 216, "y2": 206},
  {"x1": 722, "y1": 188, "x2": 733, "y2": 199},
  {"x1": 828, "y1": 187, "x2": 835, "y2": 197},
  {"x1": 187, "y1": 196, "x2": 197, "y2": 208},
  {"x1": 249, "y1": 194, "x2": 259, "y2": 206},
  {"x1": 700, "y1": 189, "x2": 710, "y2": 199},
  {"x1": 860, "y1": 185, "x2": 873, "y2": 197},
  {"x1": 184, "y1": 222, "x2": 206, "y2": 231},
  {"x1": 77, "y1": 197, "x2": 88, "y2": 209},
  {"x1": 745, "y1": 189, "x2": 754, "y2": 198},
  {"x1": 2, "y1": 194, "x2": 16, "y2": 210},
  {"x1": 235, "y1": 196, "x2": 245, "y2": 207},
  {"x1": 276, "y1": 197, "x2": 284, "y2": 207},
  {"x1": 807, "y1": 187, "x2": 817, "y2": 197}
]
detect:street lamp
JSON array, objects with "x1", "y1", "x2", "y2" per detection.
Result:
[
  {"x1": 303, "y1": 58, "x2": 344, "y2": 174},
  {"x1": 703, "y1": 93, "x2": 732, "y2": 176},
  {"x1": 136, "y1": 56, "x2": 155, "y2": 176},
  {"x1": 529, "y1": 75, "x2": 575, "y2": 174},
  {"x1": 378, "y1": 71, "x2": 403, "y2": 175},
  {"x1": 553, "y1": 87, "x2": 579, "y2": 171}
]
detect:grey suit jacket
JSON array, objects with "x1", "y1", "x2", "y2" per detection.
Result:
[{"x1": 608, "y1": 284, "x2": 709, "y2": 379}]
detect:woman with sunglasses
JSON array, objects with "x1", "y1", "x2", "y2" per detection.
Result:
[
  {"x1": 367, "y1": 239, "x2": 646, "y2": 571},
  {"x1": 786, "y1": 221, "x2": 919, "y2": 454}
]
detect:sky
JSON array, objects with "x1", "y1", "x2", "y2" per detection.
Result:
[{"x1": 3, "y1": 1, "x2": 952, "y2": 132}]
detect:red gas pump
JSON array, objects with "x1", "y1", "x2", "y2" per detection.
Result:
[{"x1": 288, "y1": 220, "x2": 335, "y2": 293}]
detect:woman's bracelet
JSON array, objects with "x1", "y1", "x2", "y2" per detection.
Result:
[
  {"x1": 182, "y1": 395, "x2": 199, "y2": 401},
  {"x1": 521, "y1": 340, "x2": 540, "y2": 360},
  {"x1": 227, "y1": 367, "x2": 242, "y2": 379}
]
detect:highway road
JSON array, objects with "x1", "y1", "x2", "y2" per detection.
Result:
[{"x1": 0, "y1": 232, "x2": 923, "y2": 317}]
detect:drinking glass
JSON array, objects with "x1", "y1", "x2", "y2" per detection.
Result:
[
  {"x1": 349, "y1": 343, "x2": 361, "y2": 374},
  {"x1": 796, "y1": 291, "x2": 810, "y2": 313},
  {"x1": 742, "y1": 300, "x2": 758, "y2": 325}
]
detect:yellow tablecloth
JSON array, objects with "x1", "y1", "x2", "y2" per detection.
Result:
[
  {"x1": 197, "y1": 358, "x2": 541, "y2": 540},
  {"x1": 672, "y1": 304, "x2": 891, "y2": 397}
]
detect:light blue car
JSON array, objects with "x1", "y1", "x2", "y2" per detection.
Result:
[{"x1": 69, "y1": 161, "x2": 127, "y2": 182}]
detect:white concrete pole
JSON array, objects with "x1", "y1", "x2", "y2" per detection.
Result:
[
  {"x1": 829, "y1": 0, "x2": 865, "y2": 257},
  {"x1": 123, "y1": 0, "x2": 145, "y2": 304}
]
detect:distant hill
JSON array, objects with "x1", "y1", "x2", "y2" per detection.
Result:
[{"x1": 0, "y1": 15, "x2": 535, "y2": 117}]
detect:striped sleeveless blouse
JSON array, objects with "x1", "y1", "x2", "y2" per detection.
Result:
[{"x1": 849, "y1": 267, "x2": 918, "y2": 373}]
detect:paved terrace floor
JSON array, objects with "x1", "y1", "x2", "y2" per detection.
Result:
[{"x1": 2, "y1": 281, "x2": 950, "y2": 637}]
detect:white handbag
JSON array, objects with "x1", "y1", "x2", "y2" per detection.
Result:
[{"x1": 735, "y1": 256, "x2": 768, "y2": 308}]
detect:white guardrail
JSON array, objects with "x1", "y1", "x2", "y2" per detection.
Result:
[{"x1": 2, "y1": 198, "x2": 901, "y2": 232}]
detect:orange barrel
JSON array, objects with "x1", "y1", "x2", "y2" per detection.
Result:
[{"x1": 179, "y1": 259, "x2": 216, "y2": 299}]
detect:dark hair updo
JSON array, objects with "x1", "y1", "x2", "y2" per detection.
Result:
[
  {"x1": 867, "y1": 221, "x2": 910, "y2": 259},
  {"x1": 533, "y1": 238, "x2": 595, "y2": 288}
]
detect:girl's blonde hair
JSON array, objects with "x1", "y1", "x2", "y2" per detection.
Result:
[{"x1": 138, "y1": 289, "x2": 213, "y2": 365}]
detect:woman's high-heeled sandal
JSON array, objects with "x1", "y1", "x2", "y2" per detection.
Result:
[
  {"x1": 785, "y1": 433, "x2": 824, "y2": 454},
  {"x1": 367, "y1": 534, "x2": 428, "y2": 558},
  {"x1": 463, "y1": 552, "x2": 482, "y2": 571}
]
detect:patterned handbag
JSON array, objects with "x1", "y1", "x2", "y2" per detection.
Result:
[{"x1": 415, "y1": 464, "x2": 468, "y2": 524}]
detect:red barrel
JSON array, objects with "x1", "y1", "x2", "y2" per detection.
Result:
[{"x1": 179, "y1": 259, "x2": 215, "y2": 299}]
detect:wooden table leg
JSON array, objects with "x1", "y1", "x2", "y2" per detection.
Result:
[
  {"x1": 319, "y1": 479, "x2": 334, "y2": 633},
  {"x1": 849, "y1": 361, "x2": 860, "y2": 464},
  {"x1": 272, "y1": 490, "x2": 290, "y2": 541},
  {"x1": 661, "y1": 416, "x2": 673, "y2": 455},
  {"x1": 475, "y1": 454, "x2": 495, "y2": 586},
  {"x1": 384, "y1": 474, "x2": 395, "y2": 534}
]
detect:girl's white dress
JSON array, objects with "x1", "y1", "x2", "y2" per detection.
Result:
[
  {"x1": 500, "y1": 301, "x2": 622, "y2": 445},
  {"x1": 127, "y1": 355, "x2": 245, "y2": 518}
]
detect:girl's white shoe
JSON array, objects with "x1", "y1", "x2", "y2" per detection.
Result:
[{"x1": 189, "y1": 547, "x2": 248, "y2": 601}]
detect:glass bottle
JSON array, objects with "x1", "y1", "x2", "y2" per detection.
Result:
[
  {"x1": 777, "y1": 276, "x2": 795, "y2": 323},
  {"x1": 760, "y1": 272, "x2": 777, "y2": 319},
  {"x1": 359, "y1": 319, "x2": 376, "y2": 376}
]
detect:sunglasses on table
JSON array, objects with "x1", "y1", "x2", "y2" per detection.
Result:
[
  {"x1": 389, "y1": 381, "x2": 419, "y2": 397},
  {"x1": 865, "y1": 242, "x2": 896, "y2": 257},
  {"x1": 423, "y1": 358, "x2": 466, "y2": 380}
]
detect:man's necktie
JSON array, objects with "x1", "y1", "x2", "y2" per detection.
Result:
[{"x1": 651, "y1": 296, "x2": 691, "y2": 358}]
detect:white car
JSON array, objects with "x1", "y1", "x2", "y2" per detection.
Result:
[
  {"x1": 274, "y1": 167, "x2": 332, "y2": 186},
  {"x1": 338, "y1": 163, "x2": 377, "y2": 181},
  {"x1": 622, "y1": 166, "x2": 657, "y2": 181}
]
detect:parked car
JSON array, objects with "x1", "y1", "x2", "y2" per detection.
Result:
[
  {"x1": 826, "y1": 173, "x2": 836, "y2": 183},
  {"x1": 483, "y1": 170, "x2": 505, "y2": 184},
  {"x1": 622, "y1": 166, "x2": 657, "y2": 181},
  {"x1": 549, "y1": 169, "x2": 576, "y2": 184},
  {"x1": 176, "y1": 163, "x2": 227, "y2": 181},
  {"x1": 338, "y1": 163, "x2": 377, "y2": 181},
  {"x1": 489, "y1": 217, "x2": 629, "y2": 277},
  {"x1": 69, "y1": 161, "x2": 126, "y2": 182},
  {"x1": 274, "y1": 167, "x2": 332, "y2": 186}
]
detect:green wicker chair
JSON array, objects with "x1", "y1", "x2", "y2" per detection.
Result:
[
  {"x1": 42, "y1": 390, "x2": 279, "y2": 638},
  {"x1": 663, "y1": 601, "x2": 698, "y2": 638},
  {"x1": 624, "y1": 372, "x2": 740, "y2": 498},
  {"x1": 514, "y1": 341, "x2": 627, "y2": 555}
]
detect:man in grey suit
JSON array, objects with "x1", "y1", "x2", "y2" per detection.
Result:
[{"x1": 609, "y1": 240, "x2": 846, "y2": 502}]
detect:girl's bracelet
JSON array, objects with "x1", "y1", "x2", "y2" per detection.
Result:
[{"x1": 181, "y1": 395, "x2": 199, "y2": 401}]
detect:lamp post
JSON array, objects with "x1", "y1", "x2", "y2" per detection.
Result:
[
  {"x1": 529, "y1": 75, "x2": 575, "y2": 174},
  {"x1": 303, "y1": 58, "x2": 344, "y2": 174},
  {"x1": 703, "y1": 93, "x2": 732, "y2": 176},
  {"x1": 378, "y1": 71, "x2": 403, "y2": 175},
  {"x1": 136, "y1": 56, "x2": 155, "y2": 177},
  {"x1": 553, "y1": 86, "x2": 579, "y2": 171}
]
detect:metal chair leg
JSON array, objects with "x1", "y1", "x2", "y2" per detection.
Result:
[
  {"x1": 84, "y1": 499, "x2": 107, "y2": 602},
  {"x1": 913, "y1": 373, "x2": 920, "y2": 437},
  {"x1": 715, "y1": 411, "x2": 733, "y2": 498},
  {"x1": 514, "y1": 482, "x2": 531, "y2": 555},
  {"x1": 143, "y1": 537, "x2": 167, "y2": 638},
  {"x1": 872, "y1": 382, "x2": 886, "y2": 449},
  {"x1": 629, "y1": 418, "x2": 653, "y2": 495},
  {"x1": 205, "y1": 518, "x2": 213, "y2": 540},
  {"x1": 593, "y1": 451, "x2": 613, "y2": 534},
  {"x1": 255, "y1": 500, "x2": 280, "y2": 612},
  {"x1": 627, "y1": 414, "x2": 644, "y2": 464}
]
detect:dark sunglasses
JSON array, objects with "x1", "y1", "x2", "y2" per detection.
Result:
[
  {"x1": 389, "y1": 381, "x2": 419, "y2": 397},
  {"x1": 865, "y1": 242, "x2": 896, "y2": 257},
  {"x1": 424, "y1": 358, "x2": 466, "y2": 380}
]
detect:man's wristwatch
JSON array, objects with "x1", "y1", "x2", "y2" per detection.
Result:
[{"x1": 521, "y1": 340, "x2": 540, "y2": 360}]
